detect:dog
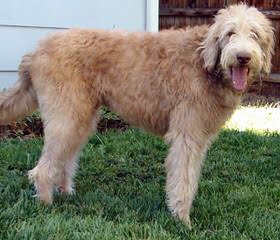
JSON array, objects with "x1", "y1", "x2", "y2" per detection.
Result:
[{"x1": 0, "y1": 4, "x2": 274, "y2": 227}]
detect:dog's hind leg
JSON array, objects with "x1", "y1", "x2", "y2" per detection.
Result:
[
  {"x1": 57, "y1": 113, "x2": 100, "y2": 195},
  {"x1": 164, "y1": 103, "x2": 211, "y2": 228},
  {"x1": 56, "y1": 151, "x2": 80, "y2": 195},
  {"x1": 28, "y1": 91, "x2": 99, "y2": 203}
]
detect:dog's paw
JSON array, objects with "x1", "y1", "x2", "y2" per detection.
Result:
[
  {"x1": 55, "y1": 177, "x2": 75, "y2": 195},
  {"x1": 27, "y1": 166, "x2": 53, "y2": 204},
  {"x1": 180, "y1": 213, "x2": 192, "y2": 229},
  {"x1": 57, "y1": 185, "x2": 75, "y2": 195},
  {"x1": 28, "y1": 166, "x2": 38, "y2": 183},
  {"x1": 168, "y1": 199, "x2": 192, "y2": 228}
]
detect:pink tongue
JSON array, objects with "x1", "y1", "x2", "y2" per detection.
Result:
[{"x1": 232, "y1": 67, "x2": 248, "y2": 91}]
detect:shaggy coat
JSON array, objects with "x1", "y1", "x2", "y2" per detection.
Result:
[{"x1": 0, "y1": 4, "x2": 274, "y2": 227}]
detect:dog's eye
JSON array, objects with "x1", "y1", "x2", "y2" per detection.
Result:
[
  {"x1": 250, "y1": 31, "x2": 259, "y2": 40},
  {"x1": 227, "y1": 31, "x2": 235, "y2": 37}
]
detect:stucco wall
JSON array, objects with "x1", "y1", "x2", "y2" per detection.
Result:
[{"x1": 0, "y1": 0, "x2": 158, "y2": 89}]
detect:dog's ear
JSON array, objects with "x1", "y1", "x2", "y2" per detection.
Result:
[
  {"x1": 200, "y1": 23, "x2": 221, "y2": 72},
  {"x1": 261, "y1": 26, "x2": 275, "y2": 74}
]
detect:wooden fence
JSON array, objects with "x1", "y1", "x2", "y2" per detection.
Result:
[{"x1": 159, "y1": 0, "x2": 280, "y2": 86}]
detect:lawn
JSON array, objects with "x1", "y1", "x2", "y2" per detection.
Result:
[{"x1": 0, "y1": 106, "x2": 280, "y2": 239}]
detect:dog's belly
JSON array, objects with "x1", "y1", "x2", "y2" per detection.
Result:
[{"x1": 103, "y1": 94, "x2": 171, "y2": 136}]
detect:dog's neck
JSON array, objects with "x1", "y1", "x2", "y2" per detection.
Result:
[{"x1": 206, "y1": 67, "x2": 224, "y2": 83}]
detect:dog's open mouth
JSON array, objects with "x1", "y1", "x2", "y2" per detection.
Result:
[{"x1": 230, "y1": 66, "x2": 249, "y2": 91}]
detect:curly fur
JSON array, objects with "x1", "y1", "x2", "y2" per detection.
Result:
[{"x1": 0, "y1": 4, "x2": 274, "y2": 227}]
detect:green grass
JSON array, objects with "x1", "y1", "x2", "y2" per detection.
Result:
[{"x1": 1, "y1": 128, "x2": 280, "y2": 239}]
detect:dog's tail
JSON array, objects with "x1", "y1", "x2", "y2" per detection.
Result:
[{"x1": 0, "y1": 54, "x2": 38, "y2": 125}]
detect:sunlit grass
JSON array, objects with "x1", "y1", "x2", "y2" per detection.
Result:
[{"x1": 226, "y1": 106, "x2": 280, "y2": 133}]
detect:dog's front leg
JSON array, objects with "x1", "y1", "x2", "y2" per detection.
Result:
[{"x1": 164, "y1": 129, "x2": 209, "y2": 228}]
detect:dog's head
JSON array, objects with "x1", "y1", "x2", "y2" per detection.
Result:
[{"x1": 200, "y1": 4, "x2": 274, "y2": 92}]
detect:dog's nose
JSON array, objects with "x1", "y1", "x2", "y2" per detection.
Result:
[{"x1": 237, "y1": 53, "x2": 251, "y2": 65}]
